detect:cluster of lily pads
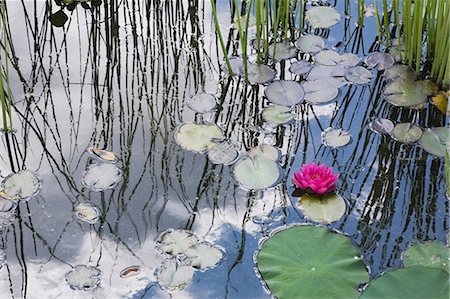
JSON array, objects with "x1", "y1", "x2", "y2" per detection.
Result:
[
  {"x1": 154, "y1": 229, "x2": 224, "y2": 291},
  {"x1": 49, "y1": 0, "x2": 102, "y2": 27}
]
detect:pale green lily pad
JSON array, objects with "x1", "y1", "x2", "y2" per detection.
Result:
[
  {"x1": 156, "y1": 229, "x2": 199, "y2": 255},
  {"x1": 247, "y1": 64, "x2": 276, "y2": 84},
  {"x1": 294, "y1": 34, "x2": 325, "y2": 53},
  {"x1": 263, "y1": 105, "x2": 294, "y2": 124},
  {"x1": 419, "y1": 129, "x2": 447, "y2": 157},
  {"x1": 345, "y1": 66, "x2": 372, "y2": 84},
  {"x1": 0, "y1": 198, "x2": 15, "y2": 212},
  {"x1": 297, "y1": 194, "x2": 346, "y2": 224},
  {"x1": 155, "y1": 258, "x2": 195, "y2": 291},
  {"x1": 175, "y1": 123, "x2": 224, "y2": 153},
  {"x1": 389, "y1": 46, "x2": 406, "y2": 62},
  {"x1": 431, "y1": 127, "x2": 450, "y2": 144},
  {"x1": 65, "y1": 265, "x2": 101, "y2": 291},
  {"x1": 315, "y1": 50, "x2": 341, "y2": 66},
  {"x1": 384, "y1": 64, "x2": 416, "y2": 82},
  {"x1": 248, "y1": 144, "x2": 281, "y2": 161},
  {"x1": 360, "y1": 267, "x2": 449, "y2": 299},
  {"x1": 402, "y1": 242, "x2": 449, "y2": 273},
  {"x1": 391, "y1": 123, "x2": 422, "y2": 144},
  {"x1": 264, "y1": 80, "x2": 304, "y2": 106},
  {"x1": 289, "y1": 60, "x2": 313, "y2": 75},
  {"x1": 268, "y1": 42, "x2": 298, "y2": 60},
  {"x1": 81, "y1": 163, "x2": 123, "y2": 191},
  {"x1": 256, "y1": 225, "x2": 368, "y2": 299},
  {"x1": 1, "y1": 170, "x2": 41, "y2": 200},
  {"x1": 233, "y1": 156, "x2": 281, "y2": 190},
  {"x1": 207, "y1": 141, "x2": 239, "y2": 165},
  {"x1": 321, "y1": 127, "x2": 352, "y2": 148},
  {"x1": 186, "y1": 93, "x2": 216, "y2": 113},
  {"x1": 183, "y1": 243, "x2": 224, "y2": 271},
  {"x1": 74, "y1": 203, "x2": 101, "y2": 224},
  {"x1": 339, "y1": 53, "x2": 361, "y2": 67},
  {"x1": 305, "y1": 6, "x2": 341, "y2": 29},
  {"x1": 307, "y1": 65, "x2": 346, "y2": 81},
  {"x1": 221, "y1": 56, "x2": 245, "y2": 76},
  {"x1": 302, "y1": 80, "x2": 339, "y2": 104},
  {"x1": 365, "y1": 52, "x2": 395, "y2": 71},
  {"x1": 369, "y1": 118, "x2": 394, "y2": 135},
  {"x1": 384, "y1": 79, "x2": 431, "y2": 108}
]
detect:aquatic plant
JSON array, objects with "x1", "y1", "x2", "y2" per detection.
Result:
[
  {"x1": 293, "y1": 163, "x2": 339, "y2": 195},
  {"x1": 0, "y1": 0, "x2": 12, "y2": 133},
  {"x1": 49, "y1": 0, "x2": 102, "y2": 27}
]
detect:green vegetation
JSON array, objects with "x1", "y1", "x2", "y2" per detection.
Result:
[{"x1": 0, "y1": 0, "x2": 13, "y2": 133}]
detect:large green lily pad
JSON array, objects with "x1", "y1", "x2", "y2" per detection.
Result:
[
  {"x1": 305, "y1": 6, "x2": 341, "y2": 29},
  {"x1": 315, "y1": 50, "x2": 341, "y2": 66},
  {"x1": 302, "y1": 80, "x2": 339, "y2": 104},
  {"x1": 294, "y1": 34, "x2": 325, "y2": 53},
  {"x1": 1, "y1": 170, "x2": 41, "y2": 200},
  {"x1": 268, "y1": 42, "x2": 298, "y2": 61},
  {"x1": 264, "y1": 80, "x2": 304, "y2": 106},
  {"x1": 257, "y1": 225, "x2": 368, "y2": 299},
  {"x1": 419, "y1": 129, "x2": 448, "y2": 157},
  {"x1": 297, "y1": 194, "x2": 346, "y2": 224},
  {"x1": 384, "y1": 79, "x2": 438, "y2": 108},
  {"x1": 175, "y1": 123, "x2": 224, "y2": 153},
  {"x1": 262, "y1": 105, "x2": 294, "y2": 124},
  {"x1": 233, "y1": 155, "x2": 281, "y2": 190},
  {"x1": 391, "y1": 123, "x2": 422, "y2": 144},
  {"x1": 402, "y1": 242, "x2": 449, "y2": 273},
  {"x1": 247, "y1": 64, "x2": 276, "y2": 84},
  {"x1": 361, "y1": 267, "x2": 449, "y2": 299}
]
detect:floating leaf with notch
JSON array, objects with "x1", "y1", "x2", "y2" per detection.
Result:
[
  {"x1": 297, "y1": 194, "x2": 346, "y2": 224},
  {"x1": 264, "y1": 80, "x2": 304, "y2": 106},
  {"x1": 305, "y1": 6, "x2": 341, "y2": 29}
]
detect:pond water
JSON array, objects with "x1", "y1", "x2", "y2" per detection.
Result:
[{"x1": 0, "y1": 1, "x2": 448, "y2": 298}]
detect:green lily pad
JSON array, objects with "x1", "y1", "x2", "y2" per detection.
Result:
[
  {"x1": 315, "y1": 50, "x2": 341, "y2": 66},
  {"x1": 175, "y1": 123, "x2": 224, "y2": 153},
  {"x1": 365, "y1": 52, "x2": 395, "y2": 71},
  {"x1": 297, "y1": 194, "x2": 346, "y2": 224},
  {"x1": 268, "y1": 42, "x2": 298, "y2": 60},
  {"x1": 419, "y1": 129, "x2": 447, "y2": 157},
  {"x1": 402, "y1": 242, "x2": 449, "y2": 273},
  {"x1": 248, "y1": 144, "x2": 281, "y2": 161},
  {"x1": 221, "y1": 56, "x2": 245, "y2": 76},
  {"x1": 264, "y1": 80, "x2": 304, "y2": 106},
  {"x1": 186, "y1": 93, "x2": 216, "y2": 113},
  {"x1": 289, "y1": 60, "x2": 312, "y2": 75},
  {"x1": 360, "y1": 267, "x2": 449, "y2": 299},
  {"x1": 384, "y1": 79, "x2": 436, "y2": 108},
  {"x1": 368, "y1": 118, "x2": 394, "y2": 135},
  {"x1": 257, "y1": 225, "x2": 368, "y2": 299},
  {"x1": 1, "y1": 170, "x2": 42, "y2": 200},
  {"x1": 305, "y1": 6, "x2": 341, "y2": 29},
  {"x1": 81, "y1": 163, "x2": 123, "y2": 191},
  {"x1": 345, "y1": 66, "x2": 372, "y2": 84},
  {"x1": 302, "y1": 80, "x2": 339, "y2": 104},
  {"x1": 207, "y1": 141, "x2": 239, "y2": 165},
  {"x1": 294, "y1": 34, "x2": 325, "y2": 53},
  {"x1": 384, "y1": 64, "x2": 416, "y2": 82},
  {"x1": 307, "y1": 65, "x2": 346, "y2": 84},
  {"x1": 247, "y1": 64, "x2": 276, "y2": 84},
  {"x1": 339, "y1": 53, "x2": 361, "y2": 67},
  {"x1": 233, "y1": 156, "x2": 281, "y2": 190},
  {"x1": 263, "y1": 105, "x2": 294, "y2": 124},
  {"x1": 321, "y1": 127, "x2": 352, "y2": 148},
  {"x1": 391, "y1": 123, "x2": 422, "y2": 144}
]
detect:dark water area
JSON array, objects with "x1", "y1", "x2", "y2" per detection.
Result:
[{"x1": 0, "y1": 1, "x2": 448, "y2": 298}]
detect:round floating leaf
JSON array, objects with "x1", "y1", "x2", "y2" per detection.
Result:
[
  {"x1": 257, "y1": 225, "x2": 368, "y2": 299},
  {"x1": 74, "y1": 203, "x2": 101, "y2": 224},
  {"x1": 248, "y1": 144, "x2": 281, "y2": 161},
  {"x1": 360, "y1": 267, "x2": 449, "y2": 299},
  {"x1": 49, "y1": 10, "x2": 68, "y2": 27},
  {"x1": 155, "y1": 258, "x2": 195, "y2": 291},
  {"x1": 365, "y1": 52, "x2": 395, "y2": 71},
  {"x1": 369, "y1": 118, "x2": 394, "y2": 135},
  {"x1": 120, "y1": 266, "x2": 141, "y2": 278},
  {"x1": 289, "y1": 60, "x2": 312, "y2": 75},
  {"x1": 65, "y1": 265, "x2": 101, "y2": 291},
  {"x1": 233, "y1": 156, "x2": 281, "y2": 190},
  {"x1": 430, "y1": 127, "x2": 450, "y2": 144},
  {"x1": 263, "y1": 105, "x2": 294, "y2": 124},
  {"x1": 391, "y1": 123, "x2": 422, "y2": 144},
  {"x1": 0, "y1": 197, "x2": 15, "y2": 212},
  {"x1": 186, "y1": 93, "x2": 216, "y2": 113},
  {"x1": 221, "y1": 56, "x2": 245, "y2": 76},
  {"x1": 384, "y1": 64, "x2": 416, "y2": 82},
  {"x1": 268, "y1": 43, "x2": 298, "y2": 60},
  {"x1": 156, "y1": 229, "x2": 199, "y2": 255},
  {"x1": 307, "y1": 65, "x2": 346, "y2": 82},
  {"x1": 321, "y1": 127, "x2": 352, "y2": 148},
  {"x1": 88, "y1": 147, "x2": 118, "y2": 162},
  {"x1": 345, "y1": 66, "x2": 372, "y2": 84},
  {"x1": 339, "y1": 53, "x2": 361, "y2": 67},
  {"x1": 207, "y1": 141, "x2": 239, "y2": 165},
  {"x1": 384, "y1": 79, "x2": 431, "y2": 108},
  {"x1": 297, "y1": 194, "x2": 346, "y2": 224},
  {"x1": 305, "y1": 6, "x2": 341, "y2": 29},
  {"x1": 174, "y1": 123, "x2": 224, "y2": 153},
  {"x1": 403, "y1": 242, "x2": 450, "y2": 273},
  {"x1": 247, "y1": 64, "x2": 276, "y2": 84},
  {"x1": 183, "y1": 243, "x2": 224, "y2": 271},
  {"x1": 315, "y1": 50, "x2": 341, "y2": 66},
  {"x1": 418, "y1": 79, "x2": 439, "y2": 96},
  {"x1": 250, "y1": 38, "x2": 266, "y2": 51},
  {"x1": 294, "y1": 34, "x2": 325, "y2": 53},
  {"x1": 1, "y1": 170, "x2": 41, "y2": 200},
  {"x1": 302, "y1": 80, "x2": 339, "y2": 104},
  {"x1": 419, "y1": 129, "x2": 447, "y2": 157},
  {"x1": 81, "y1": 163, "x2": 123, "y2": 191},
  {"x1": 264, "y1": 80, "x2": 304, "y2": 106}
]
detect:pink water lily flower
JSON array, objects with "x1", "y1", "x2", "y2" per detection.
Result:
[{"x1": 293, "y1": 162, "x2": 339, "y2": 195}]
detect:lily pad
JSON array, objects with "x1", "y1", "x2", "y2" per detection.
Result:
[
  {"x1": 248, "y1": 144, "x2": 281, "y2": 161},
  {"x1": 305, "y1": 6, "x2": 341, "y2": 29},
  {"x1": 221, "y1": 56, "x2": 245, "y2": 76},
  {"x1": 294, "y1": 34, "x2": 325, "y2": 53},
  {"x1": 183, "y1": 243, "x2": 224, "y2": 271},
  {"x1": 402, "y1": 242, "x2": 449, "y2": 273},
  {"x1": 384, "y1": 79, "x2": 432, "y2": 108},
  {"x1": 247, "y1": 64, "x2": 276, "y2": 84},
  {"x1": 186, "y1": 93, "x2": 216, "y2": 113},
  {"x1": 344, "y1": 66, "x2": 372, "y2": 84},
  {"x1": 156, "y1": 229, "x2": 199, "y2": 255},
  {"x1": 81, "y1": 163, "x2": 123, "y2": 191},
  {"x1": 297, "y1": 194, "x2": 346, "y2": 224},
  {"x1": 268, "y1": 42, "x2": 298, "y2": 60},
  {"x1": 321, "y1": 127, "x2": 352, "y2": 148},
  {"x1": 307, "y1": 65, "x2": 346, "y2": 84},
  {"x1": 233, "y1": 156, "x2": 281, "y2": 190},
  {"x1": 391, "y1": 123, "x2": 422, "y2": 144},
  {"x1": 430, "y1": 127, "x2": 450, "y2": 144},
  {"x1": 315, "y1": 50, "x2": 341, "y2": 66},
  {"x1": 262, "y1": 105, "x2": 294, "y2": 124},
  {"x1": 74, "y1": 203, "x2": 101, "y2": 224},
  {"x1": 302, "y1": 80, "x2": 339, "y2": 104},
  {"x1": 384, "y1": 64, "x2": 416, "y2": 82},
  {"x1": 365, "y1": 52, "x2": 395, "y2": 71},
  {"x1": 256, "y1": 225, "x2": 368, "y2": 299},
  {"x1": 264, "y1": 80, "x2": 304, "y2": 106},
  {"x1": 88, "y1": 147, "x2": 118, "y2": 162},
  {"x1": 0, "y1": 197, "x2": 15, "y2": 212},
  {"x1": 368, "y1": 118, "x2": 394, "y2": 134},
  {"x1": 207, "y1": 141, "x2": 239, "y2": 165},
  {"x1": 360, "y1": 267, "x2": 449, "y2": 299},
  {"x1": 155, "y1": 258, "x2": 195, "y2": 291},
  {"x1": 174, "y1": 123, "x2": 224, "y2": 153},
  {"x1": 419, "y1": 129, "x2": 448, "y2": 157},
  {"x1": 339, "y1": 53, "x2": 361, "y2": 67},
  {"x1": 65, "y1": 265, "x2": 101, "y2": 291},
  {"x1": 1, "y1": 170, "x2": 41, "y2": 200},
  {"x1": 289, "y1": 60, "x2": 313, "y2": 75}
]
